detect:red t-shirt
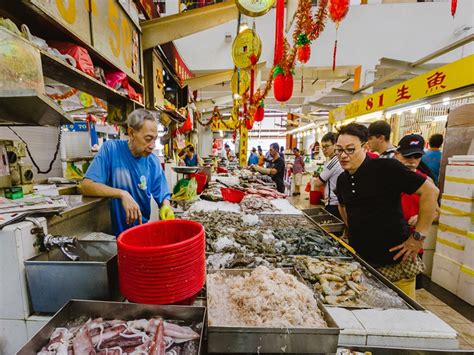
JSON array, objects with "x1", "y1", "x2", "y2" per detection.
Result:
[{"x1": 401, "y1": 169, "x2": 427, "y2": 254}]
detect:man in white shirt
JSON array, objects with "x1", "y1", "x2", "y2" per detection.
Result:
[{"x1": 311, "y1": 132, "x2": 344, "y2": 218}]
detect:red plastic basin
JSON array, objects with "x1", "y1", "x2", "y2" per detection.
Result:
[{"x1": 221, "y1": 187, "x2": 245, "y2": 203}]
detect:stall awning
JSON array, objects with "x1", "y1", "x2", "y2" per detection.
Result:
[{"x1": 329, "y1": 55, "x2": 474, "y2": 124}]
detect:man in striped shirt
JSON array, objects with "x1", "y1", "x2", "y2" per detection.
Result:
[{"x1": 311, "y1": 132, "x2": 344, "y2": 218}]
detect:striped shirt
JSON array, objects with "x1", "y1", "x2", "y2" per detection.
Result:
[{"x1": 319, "y1": 155, "x2": 344, "y2": 206}]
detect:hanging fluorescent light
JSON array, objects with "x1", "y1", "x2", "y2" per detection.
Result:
[
  {"x1": 411, "y1": 108, "x2": 417, "y2": 114},
  {"x1": 219, "y1": 130, "x2": 224, "y2": 137},
  {"x1": 424, "y1": 104, "x2": 431, "y2": 110},
  {"x1": 443, "y1": 97, "x2": 450, "y2": 106}
]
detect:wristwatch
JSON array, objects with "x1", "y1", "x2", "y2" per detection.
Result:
[{"x1": 412, "y1": 231, "x2": 426, "y2": 241}]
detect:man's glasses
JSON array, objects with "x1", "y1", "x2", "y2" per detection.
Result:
[
  {"x1": 334, "y1": 143, "x2": 365, "y2": 156},
  {"x1": 321, "y1": 144, "x2": 333, "y2": 150}
]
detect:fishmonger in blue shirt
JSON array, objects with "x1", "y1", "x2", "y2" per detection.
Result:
[{"x1": 82, "y1": 109, "x2": 173, "y2": 236}]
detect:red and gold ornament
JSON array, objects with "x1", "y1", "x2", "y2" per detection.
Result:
[
  {"x1": 328, "y1": 0, "x2": 349, "y2": 71},
  {"x1": 254, "y1": 101, "x2": 265, "y2": 122},
  {"x1": 451, "y1": 0, "x2": 457, "y2": 17},
  {"x1": 272, "y1": 65, "x2": 294, "y2": 103}
]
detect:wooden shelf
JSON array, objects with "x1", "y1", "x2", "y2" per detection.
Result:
[
  {"x1": 40, "y1": 50, "x2": 144, "y2": 108},
  {"x1": 0, "y1": 1, "x2": 144, "y2": 90},
  {"x1": 0, "y1": 94, "x2": 73, "y2": 126}
]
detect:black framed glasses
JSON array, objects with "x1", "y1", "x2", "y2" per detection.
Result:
[
  {"x1": 334, "y1": 143, "x2": 365, "y2": 156},
  {"x1": 321, "y1": 144, "x2": 333, "y2": 150}
]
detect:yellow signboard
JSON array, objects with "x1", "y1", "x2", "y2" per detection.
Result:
[
  {"x1": 239, "y1": 125, "x2": 249, "y2": 167},
  {"x1": 329, "y1": 55, "x2": 474, "y2": 123},
  {"x1": 211, "y1": 109, "x2": 239, "y2": 131}
]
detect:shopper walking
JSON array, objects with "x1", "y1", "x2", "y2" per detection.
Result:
[
  {"x1": 248, "y1": 147, "x2": 259, "y2": 166},
  {"x1": 82, "y1": 109, "x2": 173, "y2": 236},
  {"x1": 309, "y1": 132, "x2": 344, "y2": 219},
  {"x1": 422, "y1": 133, "x2": 444, "y2": 185},
  {"x1": 367, "y1": 120, "x2": 397, "y2": 158},
  {"x1": 250, "y1": 142, "x2": 286, "y2": 193},
  {"x1": 257, "y1": 146, "x2": 265, "y2": 166},
  {"x1": 292, "y1": 148, "x2": 305, "y2": 196},
  {"x1": 335, "y1": 123, "x2": 439, "y2": 299}
]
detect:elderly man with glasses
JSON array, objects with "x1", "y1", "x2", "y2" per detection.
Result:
[
  {"x1": 334, "y1": 123, "x2": 439, "y2": 299},
  {"x1": 309, "y1": 132, "x2": 344, "y2": 218}
]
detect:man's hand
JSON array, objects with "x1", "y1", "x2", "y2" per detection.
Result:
[
  {"x1": 160, "y1": 204, "x2": 175, "y2": 220},
  {"x1": 389, "y1": 236, "x2": 423, "y2": 262},
  {"x1": 249, "y1": 164, "x2": 257, "y2": 172},
  {"x1": 121, "y1": 191, "x2": 142, "y2": 225},
  {"x1": 408, "y1": 215, "x2": 418, "y2": 227}
]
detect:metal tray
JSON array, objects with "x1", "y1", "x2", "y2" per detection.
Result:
[
  {"x1": 24, "y1": 241, "x2": 120, "y2": 313},
  {"x1": 17, "y1": 300, "x2": 206, "y2": 354},
  {"x1": 206, "y1": 268, "x2": 340, "y2": 354},
  {"x1": 310, "y1": 214, "x2": 345, "y2": 234},
  {"x1": 172, "y1": 166, "x2": 201, "y2": 174},
  {"x1": 302, "y1": 207, "x2": 330, "y2": 217}
]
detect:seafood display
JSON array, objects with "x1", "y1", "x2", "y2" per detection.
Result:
[
  {"x1": 182, "y1": 211, "x2": 347, "y2": 257},
  {"x1": 206, "y1": 252, "x2": 295, "y2": 269},
  {"x1": 207, "y1": 266, "x2": 328, "y2": 328},
  {"x1": 240, "y1": 195, "x2": 278, "y2": 213},
  {"x1": 295, "y1": 256, "x2": 409, "y2": 309},
  {"x1": 37, "y1": 317, "x2": 201, "y2": 354}
]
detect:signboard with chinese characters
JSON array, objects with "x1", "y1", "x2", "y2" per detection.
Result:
[
  {"x1": 239, "y1": 125, "x2": 249, "y2": 167},
  {"x1": 31, "y1": 0, "x2": 92, "y2": 44},
  {"x1": 329, "y1": 55, "x2": 474, "y2": 123},
  {"x1": 91, "y1": 0, "x2": 141, "y2": 83},
  {"x1": 161, "y1": 43, "x2": 194, "y2": 85}
]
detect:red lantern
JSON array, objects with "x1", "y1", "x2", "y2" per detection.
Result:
[
  {"x1": 274, "y1": 0, "x2": 285, "y2": 66},
  {"x1": 328, "y1": 0, "x2": 349, "y2": 71},
  {"x1": 254, "y1": 102, "x2": 265, "y2": 122},
  {"x1": 451, "y1": 0, "x2": 457, "y2": 17},
  {"x1": 245, "y1": 118, "x2": 254, "y2": 130},
  {"x1": 273, "y1": 66, "x2": 294, "y2": 103},
  {"x1": 297, "y1": 45, "x2": 311, "y2": 64}
]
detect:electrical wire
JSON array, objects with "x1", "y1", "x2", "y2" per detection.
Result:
[{"x1": 8, "y1": 127, "x2": 62, "y2": 175}]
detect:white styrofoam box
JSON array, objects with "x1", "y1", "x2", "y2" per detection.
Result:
[
  {"x1": 0, "y1": 319, "x2": 28, "y2": 355},
  {"x1": 422, "y1": 249, "x2": 435, "y2": 278},
  {"x1": 26, "y1": 315, "x2": 51, "y2": 340},
  {"x1": 326, "y1": 307, "x2": 367, "y2": 346},
  {"x1": 463, "y1": 231, "x2": 474, "y2": 269},
  {"x1": 439, "y1": 195, "x2": 474, "y2": 232},
  {"x1": 457, "y1": 264, "x2": 474, "y2": 306},
  {"x1": 444, "y1": 164, "x2": 474, "y2": 198},
  {"x1": 431, "y1": 252, "x2": 462, "y2": 294},
  {"x1": 448, "y1": 155, "x2": 474, "y2": 164},
  {"x1": 435, "y1": 227, "x2": 465, "y2": 263},
  {"x1": 424, "y1": 224, "x2": 438, "y2": 250},
  {"x1": 0, "y1": 218, "x2": 46, "y2": 320},
  {"x1": 352, "y1": 309, "x2": 458, "y2": 350},
  {"x1": 366, "y1": 335, "x2": 459, "y2": 349}
]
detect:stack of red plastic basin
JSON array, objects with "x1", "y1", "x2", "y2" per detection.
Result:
[{"x1": 117, "y1": 220, "x2": 205, "y2": 305}]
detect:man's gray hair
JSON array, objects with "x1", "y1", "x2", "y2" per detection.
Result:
[{"x1": 127, "y1": 109, "x2": 159, "y2": 130}]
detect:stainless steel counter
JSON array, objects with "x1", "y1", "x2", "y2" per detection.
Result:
[{"x1": 47, "y1": 195, "x2": 112, "y2": 237}]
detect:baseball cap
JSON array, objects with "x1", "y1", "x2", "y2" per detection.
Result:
[{"x1": 397, "y1": 134, "x2": 425, "y2": 157}]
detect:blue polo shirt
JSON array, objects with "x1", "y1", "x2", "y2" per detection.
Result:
[
  {"x1": 422, "y1": 149, "x2": 442, "y2": 184},
  {"x1": 85, "y1": 140, "x2": 171, "y2": 236}
]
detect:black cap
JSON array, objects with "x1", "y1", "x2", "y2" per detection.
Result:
[{"x1": 397, "y1": 134, "x2": 425, "y2": 156}]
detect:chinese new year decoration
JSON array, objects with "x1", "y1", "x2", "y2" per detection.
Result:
[
  {"x1": 451, "y1": 0, "x2": 457, "y2": 17},
  {"x1": 296, "y1": 33, "x2": 311, "y2": 64},
  {"x1": 254, "y1": 101, "x2": 265, "y2": 122},
  {"x1": 273, "y1": 65, "x2": 294, "y2": 102},
  {"x1": 328, "y1": 0, "x2": 349, "y2": 71}
]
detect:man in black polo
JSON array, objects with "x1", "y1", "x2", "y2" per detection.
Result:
[
  {"x1": 250, "y1": 142, "x2": 286, "y2": 193},
  {"x1": 335, "y1": 123, "x2": 439, "y2": 298}
]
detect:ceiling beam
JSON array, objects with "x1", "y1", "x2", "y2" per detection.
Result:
[
  {"x1": 378, "y1": 58, "x2": 433, "y2": 75},
  {"x1": 331, "y1": 87, "x2": 364, "y2": 99},
  {"x1": 354, "y1": 34, "x2": 474, "y2": 94},
  {"x1": 184, "y1": 62, "x2": 267, "y2": 90},
  {"x1": 141, "y1": 1, "x2": 238, "y2": 49}
]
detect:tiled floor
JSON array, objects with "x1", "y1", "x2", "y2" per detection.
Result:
[{"x1": 289, "y1": 193, "x2": 474, "y2": 350}]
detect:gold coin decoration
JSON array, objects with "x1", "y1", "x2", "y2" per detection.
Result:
[
  {"x1": 230, "y1": 69, "x2": 250, "y2": 95},
  {"x1": 231, "y1": 29, "x2": 262, "y2": 69},
  {"x1": 236, "y1": 0, "x2": 275, "y2": 17}
]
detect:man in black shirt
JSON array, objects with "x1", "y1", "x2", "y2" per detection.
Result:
[
  {"x1": 250, "y1": 142, "x2": 286, "y2": 193},
  {"x1": 335, "y1": 123, "x2": 439, "y2": 298}
]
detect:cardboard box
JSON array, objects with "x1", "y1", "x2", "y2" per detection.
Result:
[
  {"x1": 436, "y1": 227, "x2": 466, "y2": 263},
  {"x1": 457, "y1": 264, "x2": 474, "y2": 306},
  {"x1": 431, "y1": 252, "x2": 461, "y2": 294}
]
